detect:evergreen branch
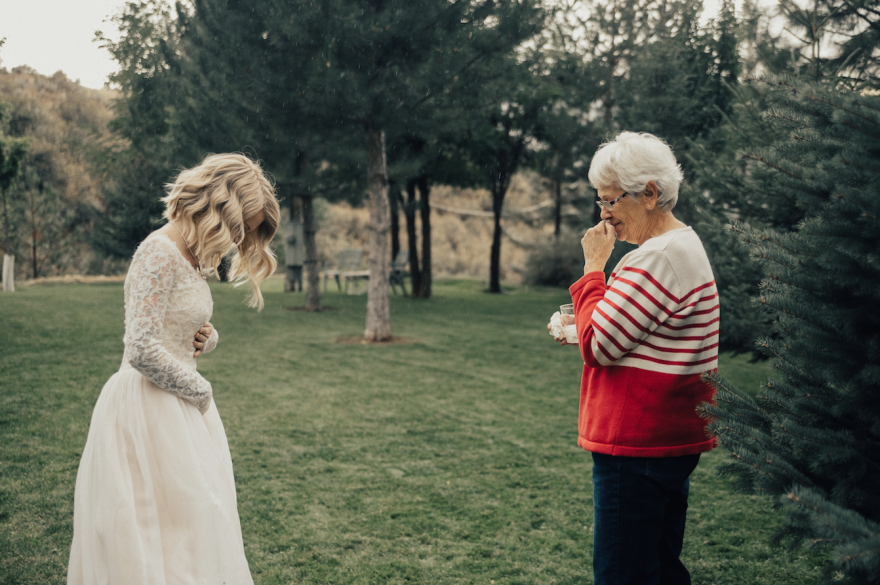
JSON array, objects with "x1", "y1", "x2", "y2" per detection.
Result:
[
  {"x1": 759, "y1": 232, "x2": 818, "y2": 258},
  {"x1": 840, "y1": 119, "x2": 880, "y2": 140},
  {"x1": 753, "y1": 251, "x2": 797, "y2": 270},
  {"x1": 765, "y1": 112, "x2": 809, "y2": 128},
  {"x1": 764, "y1": 274, "x2": 822, "y2": 294},
  {"x1": 722, "y1": 447, "x2": 807, "y2": 488},
  {"x1": 759, "y1": 298, "x2": 836, "y2": 337},
  {"x1": 760, "y1": 385, "x2": 799, "y2": 411},
  {"x1": 778, "y1": 422, "x2": 834, "y2": 448},
  {"x1": 803, "y1": 92, "x2": 880, "y2": 128},
  {"x1": 837, "y1": 0, "x2": 880, "y2": 35},
  {"x1": 714, "y1": 421, "x2": 781, "y2": 455},
  {"x1": 839, "y1": 157, "x2": 880, "y2": 178},
  {"x1": 786, "y1": 493, "x2": 879, "y2": 541},
  {"x1": 760, "y1": 343, "x2": 825, "y2": 388},
  {"x1": 405, "y1": 29, "x2": 520, "y2": 112},
  {"x1": 840, "y1": 546, "x2": 880, "y2": 564},
  {"x1": 728, "y1": 226, "x2": 813, "y2": 264},
  {"x1": 767, "y1": 336, "x2": 850, "y2": 380},
  {"x1": 741, "y1": 153, "x2": 806, "y2": 183}
]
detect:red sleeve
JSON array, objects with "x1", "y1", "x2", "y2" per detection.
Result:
[{"x1": 569, "y1": 271, "x2": 607, "y2": 367}]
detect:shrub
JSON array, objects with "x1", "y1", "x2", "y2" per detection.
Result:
[{"x1": 523, "y1": 231, "x2": 585, "y2": 288}]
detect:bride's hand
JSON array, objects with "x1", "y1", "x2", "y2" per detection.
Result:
[{"x1": 193, "y1": 323, "x2": 213, "y2": 357}]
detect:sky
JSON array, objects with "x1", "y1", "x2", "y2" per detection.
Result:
[
  {"x1": 0, "y1": 0, "x2": 759, "y2": 91},
  {"x1": 0, "y1": 0, "x2": 125, "y2": 89}
]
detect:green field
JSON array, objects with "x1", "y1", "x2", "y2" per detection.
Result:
[{"x1": 0, "y1": 278, "x2": 827, "y2": 584}]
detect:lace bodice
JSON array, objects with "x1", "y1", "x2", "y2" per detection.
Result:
[{"x1": 120, "y1": 235, "x2": 219, "y2": 414}]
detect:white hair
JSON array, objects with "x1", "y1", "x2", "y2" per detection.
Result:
[{"x1": 587, "y1": 132, "x2": 684, "y2": 211}]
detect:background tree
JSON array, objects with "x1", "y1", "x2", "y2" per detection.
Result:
[
  {"x1": 0, "y1": 61, "x2": 114, "y2": 283},
  {"x1": 0, "y1": 101, "x2": 29, "y2": 292},
  {"x1": 285, "y1": 0, "x2": 545, "y2": 332},
  {"x1": 197, "y1": 0, "x2": 543, "y2": 332},
  {"x1": 105, "y1": 0, "x2": 545, "y2": 327},
  {"x1": 772, "y1": 0, "x2": 880, "y2": 88},
  {"x1": 701, "y1": 77, "x2": 880, "y2": 583},
  {"x1": 18, "y1": 165, "x2": 78, "y2": 279},
  {"x1": 92, "y1": 1, "x2": 181, "y2": 261},
  {"x1": 824, "y1": 0, "x2": 880, "y2": 87},
  {"x1": 388, "y1": 108, "x2": 493, "y2": 299},
  {"x1": 462, "y1": 71, "x2": 544, "y2": 294}
]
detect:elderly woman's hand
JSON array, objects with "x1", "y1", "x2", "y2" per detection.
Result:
[
  {"x1": 548, "y1": 314, "x2": 577, "y2": 345},
  {"x1": 193, "y1": 323, "x2": 213, "y2": 357},
  {"x1": 582, "y1": 220, "x2": 616, "y2": 274}
]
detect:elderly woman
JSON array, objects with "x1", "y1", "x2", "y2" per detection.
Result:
[{"x1": 559, "y1": 132, "x2": 718, "y2": 585}]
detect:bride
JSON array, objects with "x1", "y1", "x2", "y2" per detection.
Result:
[{"x1": 67, "y1": 153, "x2": 280, "y2": 584}]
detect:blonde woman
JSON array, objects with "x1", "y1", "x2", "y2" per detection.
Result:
[{"x1": 68, "y1": 153, "x2": 280, "y2": 585}]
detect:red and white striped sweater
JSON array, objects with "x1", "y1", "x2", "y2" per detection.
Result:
[{"x1": 569, "y1": 227, "x2": 718, "y2": 457}]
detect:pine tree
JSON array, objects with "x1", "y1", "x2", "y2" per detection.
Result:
[
  {"x1": 92, "y1": 1, "x2": 182, "y2": 261},
  {"x1": 701, "y1": 77, "x2": 880, "y2": 582},
  {"x1": 168, "y1": 0, "x2": 544, "y2": 332},
  {"x1": 824, "y1": 0, "x2": 880, "y2": 88}
]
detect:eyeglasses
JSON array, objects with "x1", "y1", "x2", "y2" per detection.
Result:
[{"x1": 595, "y1": 192, "x2": 632, "y2": 211}]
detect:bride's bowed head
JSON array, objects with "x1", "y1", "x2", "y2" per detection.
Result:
[{"x1": 161, "y1": 153, "x2": 281, "y2": 310}]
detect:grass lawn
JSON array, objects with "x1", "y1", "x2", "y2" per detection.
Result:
[{"x1": 0, "y1": 278, "x2": 828, "y2": 584}]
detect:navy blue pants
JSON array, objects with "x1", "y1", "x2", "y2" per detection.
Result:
[{"x1": 591, "y1": 452, "x2": 701, "y2": 585}]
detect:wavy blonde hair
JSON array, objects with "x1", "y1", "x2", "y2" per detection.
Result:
[{"x1": 162, "y1": 153, "x2": 280, "y2": 310}]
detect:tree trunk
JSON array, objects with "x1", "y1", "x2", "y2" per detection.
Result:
[
  {"x1": 489, "y1": 171, "x2": 507, "y2": 293},
  {"x1": 2, "y1": 254, "x2": 14, "y2": 292},
  {"x1": 2, "y1": 188, "x2": 11, "y2": 259},
  {"x1": 292, "y1": 149, "x2": 322, "y2": 312},
  {"x1": 603, "y1": 51, "x2": 617, "y2": 124},
  {"x1": 364, "y1": 126, "x2": 392, "y2": 341},
  {"x1": 2, "y1": 188, "x2": 13, "y2": 292},
  {"x1": 284, "y1": 196, "x2": 305, "y2": 292},
  {"x1": 404, "y1": 179, "x2": 422, "y2": 296},
  {"x1": 31, "y1": 234, "x2": 38, "y2": 279},
  {"x1": 390, "y1": 180, "x2": 401, "y2": 261},
  {"x1": 27, "y1": 186, "x2": 39, "y2": 279},
  {"x1": 416, "y1": 175, "x2": 432, "y2": 299},
  {"x1": 302, "y1": 192, "x2": 322, "y2": 312},
  {"x1": 554, "y1": 178, "x2": 562, "y2": 237}
]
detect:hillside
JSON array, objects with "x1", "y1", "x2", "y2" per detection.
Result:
[
  {"x1": 0, "y1": 67, "x2": 570, "y2": 286},
  {"x1": 316, "y1": 174, "x2": 568, "y2": 286},
  {"x1": 0, "y1": 66, "x2": 119, "y2": 206},
  {"x1": 0, "y1": 66, "x2": 124, "y2": 279}
]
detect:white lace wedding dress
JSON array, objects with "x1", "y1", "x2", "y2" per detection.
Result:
[{"x1": 68, "y1": 235, "x2": 253, "y2": 585}]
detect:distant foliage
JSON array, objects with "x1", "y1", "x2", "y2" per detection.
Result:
[
  {"x1": 0, "y1": 68, "x2": 122, "y2": 278},
  {"x1": 523, "y1": 231, "x2": 585, "y2": 288}
]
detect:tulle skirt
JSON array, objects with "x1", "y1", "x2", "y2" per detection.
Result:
[{"x1": 68, "y1": 368, "x2": 253, "y2": 585}]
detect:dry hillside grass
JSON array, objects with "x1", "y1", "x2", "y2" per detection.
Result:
[
  {"x1": 316, "y1": 173, "x2": 562, "y2": 285},
  {"x1": 0, "y1": 67, "x2": 120, "y2": 207}
]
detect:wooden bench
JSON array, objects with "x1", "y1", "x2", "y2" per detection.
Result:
[
  {"x1": 341, "y1": 268, "x2": 370, "y2": 294},
  {"x1": 323, "y1": 248, "x2": 410, "y2": 295}
]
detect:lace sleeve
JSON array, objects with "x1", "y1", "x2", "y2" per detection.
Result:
[
  {"x1": 202, "y1": 327, "x2": 219, "y2": 354},
  {"x1": 124, "y1": 238, "x2": 213, "y2": 415}
]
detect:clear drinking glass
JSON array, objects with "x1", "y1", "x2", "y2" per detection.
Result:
[{"x1": 559, "y1": 304, "x2": 578, "y2": 344}]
